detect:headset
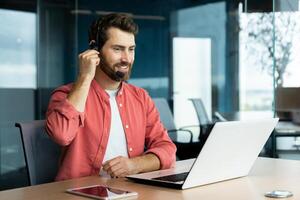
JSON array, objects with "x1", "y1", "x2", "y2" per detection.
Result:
[{"x1": 88, "y1": 19, "x2": 125, "y2": 81}]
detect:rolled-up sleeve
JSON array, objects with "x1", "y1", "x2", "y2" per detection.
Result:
[
  {"x1": 46, "y1": 85, "x2": 85, "y2": 146},
  {"x1": 144, "y1": 93, "x2": 176, "y2": 169}
]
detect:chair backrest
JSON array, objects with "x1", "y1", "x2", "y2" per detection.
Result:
[
  {"x1": 15, "y1": 120, "x2": 60, "y2": 186},
  {"x1": 189, "y1": 98, "x2": 211, "y2": 125},
  {"x1": 153, "y1": 98, "x2": 177, "y2": 141}
]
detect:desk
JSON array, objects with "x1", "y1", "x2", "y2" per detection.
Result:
[{"x1": 0, "y1": 158, "x2": 299, "y2": 200}]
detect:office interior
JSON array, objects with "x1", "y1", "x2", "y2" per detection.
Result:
[{"x1": 0, "y1": 0, "x2": 299, "y2": 191}]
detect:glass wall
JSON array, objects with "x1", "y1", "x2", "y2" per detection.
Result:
[
  {"x1": 240, "y1": 0, "x2": 300, "y2": 113},
  {"x1": 0, "y1": 4, "x2": 37, "y2": 190},
  {"x1": 0, "y1": 9, "x2": 36, "y2": 88},
  {"x1": 239, "y1": 9, "x2": 274, "y2": 111},
  {"x1": 241, "y1": 0, "x2": 300, "y2": 159},
  {"x1": 273, "y1": 0, "x2": 300, "y2": 159},
  {"x1": 0, "y1": 0, "x2": 77, "y2": 190}
]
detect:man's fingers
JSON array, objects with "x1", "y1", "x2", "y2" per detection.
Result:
[
  {"x1": 82, "y1": 49, "x2": 99, "y2": 56},
  {"x1": 79, "y1": 50, "x2": 99, "y2": 61},
  {"x1": 103, "y1": 157, "x2": 121, "y2": 171},
  {"x1": 102, "y1": 156, "x2": 135, "y2": 178},
  {"x1": 110, "y1": 167, "x2": 127, "y2": 178},
  {"x1": 115, "y1": 170, "x2": 128, "y2": 178},
  {"x1": 89, "y1": 56, "x2": 100, "y2": 65},
  {"x1": 106, "y1": 163, "x2": 122, "y2": 175}
]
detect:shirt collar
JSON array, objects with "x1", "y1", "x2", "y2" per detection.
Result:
[{"x1": 91, "y1": 79, "x2": 125, "y2": 98}]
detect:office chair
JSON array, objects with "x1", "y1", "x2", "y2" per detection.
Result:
[
  {"x1": 153, "y1": 98, "x2": 206, "y2": 160},
  {"x1": 15, "y1": 120, "x2": 60, "y2": 186},
  {"x1": 188, "y1": 98, "x2": 227, "y2": 141}
]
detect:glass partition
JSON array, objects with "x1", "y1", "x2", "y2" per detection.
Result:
[
  {"x1": 241, "y1": 0, "x2": 300, "y2": 115},
  {"x1": 238, "y1": 1, "x2": 275, "y2": 115},
  {"x1": 273, "y1": 0, "x2": 300, "y2": 160},
  {"x1": 241, "y1": 0, "x2": 300, "y2": 159}
]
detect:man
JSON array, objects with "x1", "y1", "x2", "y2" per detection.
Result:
[{"x1": 46, "y1": 13, "x2": 176, "y2": 181}]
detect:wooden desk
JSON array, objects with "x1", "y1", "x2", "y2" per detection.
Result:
[{"x1": 0, "y1": 158, "x2": 299, "y2": 200}]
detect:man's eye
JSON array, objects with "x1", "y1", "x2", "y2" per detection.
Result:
[{"x1": 113, "y1": 47, "x2": 121, "y2": 51}]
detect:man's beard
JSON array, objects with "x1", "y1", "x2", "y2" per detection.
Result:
[{"x1": 99, "y1": 54, "x2": 132, "y2": 82}]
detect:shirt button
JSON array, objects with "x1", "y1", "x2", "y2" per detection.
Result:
[
  {"x1": 119, "y1": 103, "x2": 122, "y2": 107},
  {"x1": 125, "y1": 125, "x2": 129, "y2": 129},
  {"x1": 129, "y1": 147, "x2": 133, "y2": 152}
]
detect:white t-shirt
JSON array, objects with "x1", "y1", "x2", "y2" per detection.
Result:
[{"x1": 100, "y1": 89, "x2": 129, "y2": 176}]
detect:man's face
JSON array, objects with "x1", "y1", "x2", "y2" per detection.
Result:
[{"x1": 100, "y1": 27, "x2": 136, "y2": 81}]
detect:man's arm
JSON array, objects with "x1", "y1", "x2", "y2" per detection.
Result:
[
  {"x1": 46, "y1": 50, "x2": 99, "y2": 146},
  {"x1": 67, "y1": 50, "x2": 100, "y2": 112},
  {"x1": 102, "y1": 153, "x2": 160, "y2": 178}
]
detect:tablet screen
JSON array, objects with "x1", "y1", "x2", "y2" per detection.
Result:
[{"x1": 67, "y1": 185, "x2": 137, "y2": 199}]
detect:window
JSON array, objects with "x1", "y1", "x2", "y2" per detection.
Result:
[
  {"x1": 0, "y1": 9, "x2": 36, "y2": 88},
  {"x1": 239, "y1": 11, "x2": 300, "y2": 111}
]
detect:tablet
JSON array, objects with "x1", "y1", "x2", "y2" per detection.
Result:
[{"x1": 66, "y1": 184, "x2": 138, "y2": 200}]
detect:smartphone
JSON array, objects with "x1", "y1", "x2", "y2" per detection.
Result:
[{"x1": 66, "y1": 184, "x2": 138, "y2": 200}]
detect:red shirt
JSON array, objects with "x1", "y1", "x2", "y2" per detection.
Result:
[{"x1": 46, "y1": 80, "x2": 176, "y2": 181}]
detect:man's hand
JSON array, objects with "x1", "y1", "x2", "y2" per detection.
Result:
[
  {"x1": 78, "y1": 49, "x2": 100, "y2": 81},
  {"x1": 102, "y1": 156, "x2": 136, "y2": 178},
  {"x1": 102, "y1": 154, "x2": 160, "y2": 178}
]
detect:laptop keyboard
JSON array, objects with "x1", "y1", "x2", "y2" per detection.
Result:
[{"x1": 152, "y1": 172, "x2": 189, "y2": 182}]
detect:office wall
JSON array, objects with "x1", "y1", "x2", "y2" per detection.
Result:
[
  {"x1": 0, "y1": 89, "x2": 35, "y2": 189},
  {"x1": 171, "y1": 2, "x2": 227, "y2": 112}
]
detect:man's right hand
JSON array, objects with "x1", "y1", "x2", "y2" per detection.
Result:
[
  {"x1": 66, "y1": 49, "x2": 100, "y2": 112},
  {"x1": 78, "y1": 49, "x2": 100, "y2": 81}
]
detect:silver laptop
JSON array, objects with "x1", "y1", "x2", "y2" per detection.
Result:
[{"x1": 126, "y1": 118, "x2": 278, "y2": 189}]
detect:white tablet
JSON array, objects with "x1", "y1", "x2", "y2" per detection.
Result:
[{"x1": 66, "y1": 184, "x2": 138, "y2": 200}]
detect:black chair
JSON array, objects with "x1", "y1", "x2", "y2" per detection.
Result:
[
  {"x1": 153, "y1": 98, "x2": 207, "y2": 160},
  {"x1": 15, "y1": 120, "x2": 60, "y2": 186},
  {"x1": 189, "y1": 98, "x2": 227, "y2": 142},
  {"x1": 189, "y1": 98, "x2": 211, "y2": 125}
]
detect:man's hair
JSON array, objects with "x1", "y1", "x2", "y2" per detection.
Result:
[{"x1": 88, "y1": 13, "x2": 138, "y2": 50}]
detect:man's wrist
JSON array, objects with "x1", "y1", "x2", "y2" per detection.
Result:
[
  {"x1": 130, "y1": 153, "x2": 160, "y2": 174},
  {"x1": 76, "y1": 74, "x2": 93, "y2": 87}
]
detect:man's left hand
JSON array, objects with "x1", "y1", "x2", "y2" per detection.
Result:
[
  {"x1": 102, "y1": 154, "x2": 160, "y2": 178},
  {"x1": 102, "y1": 156, "x2": 137, "y2": 178}
]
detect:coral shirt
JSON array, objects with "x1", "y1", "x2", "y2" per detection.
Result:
[{"x1": 46, "y1": 80, "x2": 176, "y2": 181}]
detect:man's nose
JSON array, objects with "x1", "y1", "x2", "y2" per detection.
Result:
[{"x1": 121, "y1": 51, "x2": 130, "y2": 62}]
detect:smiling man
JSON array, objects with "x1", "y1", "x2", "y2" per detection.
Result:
[{"x1": 46, "y1": 13, "x2": 176, "y2": 181}]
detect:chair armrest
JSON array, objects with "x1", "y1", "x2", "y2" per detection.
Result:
[
  {"x1": 213, "y1": 111, "x2": 227, "y2": 122},
  {"x1": 167, "y1": 129, "x2": 194, "y2": 143},
  {"x1": 179, "y1": 123, "x2": 215, "y2": 142},
  {"x1": 179, "y1": 125, "x2": 201, "y2": 130}
]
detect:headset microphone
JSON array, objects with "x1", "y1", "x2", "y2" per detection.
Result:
[
  {"x1": 115, "y1": 71, "x2": 125, "y2": 79},
  {"x1": 89, "y1": 40, "x2": 125, "y2": 82},
  {"x1": 98, "y1": 58, "x2": 125, "y2": 82}
]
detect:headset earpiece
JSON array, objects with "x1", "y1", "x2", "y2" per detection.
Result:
[{"x1": 89, "y1": 40, "x2": 98, "y2": 50}]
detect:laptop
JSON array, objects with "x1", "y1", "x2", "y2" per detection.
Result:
[{"x1": 126, "y1": 118, "x2": 278, "y2": 189}]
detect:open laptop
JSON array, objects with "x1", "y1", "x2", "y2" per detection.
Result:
[{"x1": 126, "y1": 118, "x2": 278, "y2": 189}]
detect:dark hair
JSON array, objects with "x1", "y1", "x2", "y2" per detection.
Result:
[{"x1": 88, "y1": 13, "x2": 138, "y2": 50}]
